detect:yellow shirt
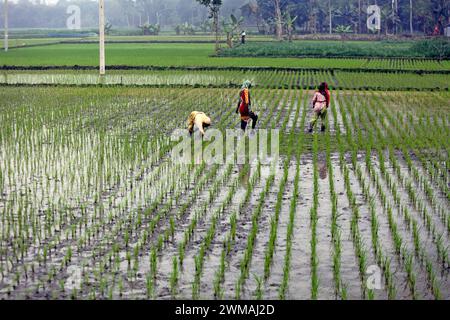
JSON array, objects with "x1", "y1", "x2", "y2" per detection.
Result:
[{"x1": 187, "y1": 111, "x2": 211, "y2": 135}]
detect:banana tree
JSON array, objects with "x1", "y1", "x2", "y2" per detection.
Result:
[
  {"x1": 283, "y1": 11, "x2": 297, "y2": 42},
  {"x1": 222, "y1": 14, "x2": 244, "y2": 48},
  {"x1": 334, "y1": 24, "x2": 352, "y2": 40}
]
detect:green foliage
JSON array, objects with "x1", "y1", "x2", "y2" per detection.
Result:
[
  {"x1": 220, "y1": 40, "x2": 450, "y2": 58},
  {"x1": 139, "y1": 23, "x2": 161, "y2": 36},
  {"x1": 410, "y1": 38, "x2": 450, "y2": 60}
]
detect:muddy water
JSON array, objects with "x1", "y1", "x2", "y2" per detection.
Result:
[
  {"x1": 250, "y1": 159, "x2": 297, "y2": 299},
  {"x1": 144, "y1": 152, "x2": 448, "y2": 300},
  {"x1": 285, "y1": 157, "x2": 312, "y2": 299},
  {"x1": 357, "y1": 160, "x2": 412, "y2": 299},
  {"x1": 365, "y1": 152, "x2": 440, "y2": 299},
  {"x1": 396, "y1": 152, "x2": 449, "y2": 244},
  {"x1": 285, "y1": 97, "x2": 302, "y2": 131},
  {"x1": 217, "y1": 170, "x2": 272, "y2": 299},
  {"x1": 382, "y1": 154, "x2": 450, "y2": 298},
  {"x1": 2, "y1": 151, "x2": 448, "y2": 300},
  {"x1": 327, "y1": 155, "x2": 362, "y2": 299},
  {"x1": 238, "y1": 161, "x2": 286, "y2": 299},
  {"x1": 340, "y1": 152, "x2": 386, "y2": 299}
]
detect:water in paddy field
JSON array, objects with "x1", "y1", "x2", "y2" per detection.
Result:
[
  {"x1": 1, "y1": 151, "x2": 447, "y2": 300},
  {"x1": 0, "y1": 87, "x2": 448, "y2": 300}
]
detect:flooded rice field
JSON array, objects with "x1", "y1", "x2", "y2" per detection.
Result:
[{"x1": 0, "y1": 87, "x2": 448, "y2": 300}]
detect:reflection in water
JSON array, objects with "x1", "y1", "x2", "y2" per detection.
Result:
[
  {"x1": 238, "y1": 164, "x2": 250, "y2": 188},
  {"x1": 319, "y1": 161, "x2": 328, "y2": 180}
]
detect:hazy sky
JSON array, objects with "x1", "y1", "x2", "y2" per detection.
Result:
[{"x1": 7, "y1": 0, "x2": 71, "y2": 5}]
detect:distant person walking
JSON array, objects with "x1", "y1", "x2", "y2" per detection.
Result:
[
  {"x1": 187, "y1": 111, "x2": 211, "y2": 136},
  {"x1": 241, "y1": 31, "x2": 246, "y2": 44},
  {"x1": 308, "y1": 82, "x2": 330, "y2": 133},
  {"x1": 236, "y1": 80, "x2": 258, "y2": 133}
]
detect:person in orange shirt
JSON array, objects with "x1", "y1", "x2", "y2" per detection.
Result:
[
  {"x1": 187, "y1": 111, "x2": 211, "y2": 136},
  {"x1": 235, "y1": 80, "x2": 258, "y2": 132}
]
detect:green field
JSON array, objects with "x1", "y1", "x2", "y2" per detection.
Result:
[
  {"x1": 0, "y1": 86, "x2": 449, "y2": 299},
  {"x1": 0, "y1": 39, "x2": 449, "y2": 301},
  {"x1": 220, "y1": 40, "x2": 450, "y2": 59},
  {"x1": 0, "y1": 35, "x2": 275, "y2": 50},
  {"x1": 1, "y1": 43, "x2": 449, "y2": 71}
]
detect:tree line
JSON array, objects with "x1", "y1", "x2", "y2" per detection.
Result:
[{"x1": 1, "y1": 0, "x2": 448, "y2": 37}]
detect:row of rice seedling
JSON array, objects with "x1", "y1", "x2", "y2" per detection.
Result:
[
  {"x1": 340, "y1": 90, "x2": 445, "y2": 299},
  {"x1": 337, "y1": 91, "x2": 436, "y2": 299},
  {"x1": 378, "y1": 93, "x2": 449, "y2": 230},
  {"x1": 0, "y1": 69, "x2": 330, "y2": 89},
  {"x1": 338, "y1": 150, "x2": 373, "y2": 299},
  {"x1": 212, "y1": 161, "x2": 263, "y2": 299},
  {"x1": 367, "y1": 93, "x2": 447, "y2": 226},
  {"x1": 88, "y1": 92, "x2": 239, "y2": 299},
  {"x1": 277, "y1": 91, "x2": 307, "y2": 299},
  {"x1": 325, "y1": 106, "x2": 348, "y2": 299},
  {"x1": 308, "y1": 133, "x2": 321, "y2": 299},
  {"x1": 335, "y1": 72, "x2": 450, "y2": 91},
  {"x1": 338, "y1": 94, "x2": 410, "y2": 299},
  {"x1": 3, "y1": 85, "x2": 239, "y2": 300},
  {"x1": 92, "y1": 89, "x2": 239, "y2": 299},
  {"x1": 363, "y1": 58, "x2": 448, "y2": 71},
  {"x1": 366, "y1": 95, "x2": 449, "y2": 264},
  {"x1": 277, "y1": 144, "x2": 300, "y2": 300},
  {"x1": 0, "y1": 84, "x2": 448, "y2": 299},
  {"x1": 2, "y1": 69, "x2": 448, "y2": 91},
  {"x1": 335, "y1": 92, "x2": 418, "y2": 298},
  {"x1": 263, "y1": 90, "x2": 303, "y2": 282},
  {"x1": 235, "y1": 169, "x2": 276, "y2": 299},
  {"x1": 171, "y1": 163, "x2": 234, "y2": 297},
  {"x1": 175, "y1": 136, "x2": 257, "y2": 298}
]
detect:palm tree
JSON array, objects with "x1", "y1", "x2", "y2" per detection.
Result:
[{"x1": 274, "y1": 0, "x2": 283, "y2": 40}]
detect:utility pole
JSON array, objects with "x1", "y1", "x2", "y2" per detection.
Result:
[
  {"x1": 99, "y1": 0, "x2": 105, "y2": 75},
  {"x1": 4, "y1": 0, "x2": 8, "y2": 52},
  {"x1": 358, "y1": 0, "x2": 361, "y2": 34},
  {"x1": 410, "y1": 0, "x2": 413, "y2": 35},
  {"x1": 329, "y1": 0, "x2": 332, "y2": 34}
]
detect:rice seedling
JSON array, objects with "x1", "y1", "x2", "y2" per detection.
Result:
[{"x1": 0, "y1": 77, "x2": 448, "y2": 300}]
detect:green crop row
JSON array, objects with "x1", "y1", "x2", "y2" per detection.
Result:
[{"x1": 1, "y1": 69, "x2": 448, "y2": 91}]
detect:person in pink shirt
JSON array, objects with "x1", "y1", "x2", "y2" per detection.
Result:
[{"x1": 308, "y1": 82, "x2": 330, "y2": 133}]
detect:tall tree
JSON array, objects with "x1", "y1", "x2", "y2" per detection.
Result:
[
  {"x1": 196, "y1": 0, "x2": 222, "y2": 53},
  {"x1": 329, "y1": 0, "x2": 332, "y2": 34},
  {"x1": 274, "y1": 0, "x2": 283, "y2": 39}
]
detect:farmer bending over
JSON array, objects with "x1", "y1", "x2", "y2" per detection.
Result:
[
  {"x1": 308, "y1": 82, "x2": 330, "y2": 133},
  {"x1": 187, "y1": 111, "x2": 211, "y2": 136},
  {"x1": 236, "y1": 80, "x2": 258, "y2": 132}
]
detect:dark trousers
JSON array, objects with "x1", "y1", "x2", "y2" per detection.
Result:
[{"x1": 240, "y1": 111, "x2": 258, "y2": 131}]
